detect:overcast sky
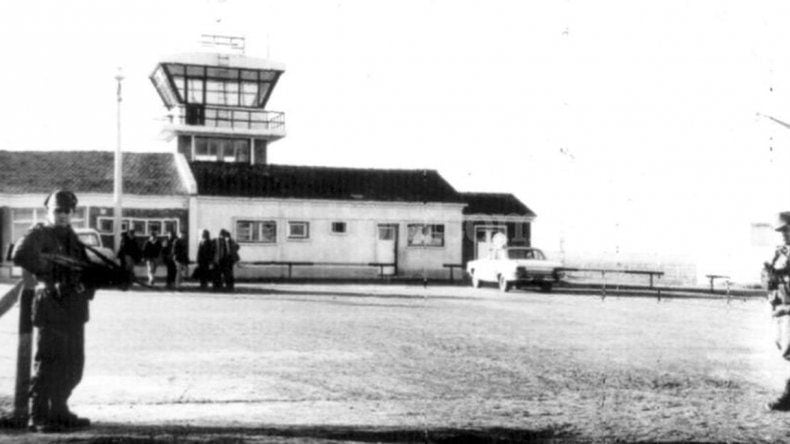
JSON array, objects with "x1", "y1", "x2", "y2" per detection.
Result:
[{"x1": 1, "y1": 0, "x2": 789, "y2": 276}]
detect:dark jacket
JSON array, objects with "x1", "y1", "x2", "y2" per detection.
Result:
[
  {"x1": 142, "y1": 238, "x2": 161, "y2": 261},
  {"x1": 12, "y1": 223, "x2": 94, "y2": 326},
  {"x1": 118, "y1": 233, "x2": 142, "y2": 263},
  {"x1": 173, "y1": 237, "x2": 189, "y2": 264},
  {"x1": 161, "y1": 236, "x2": 176, "y2": 264},
  {"x1": 197, "y1": 239, "x2": 215, "y2": 266},
  {"x1": 214, "y1": 237, "x2": 240, "y2": 265}
]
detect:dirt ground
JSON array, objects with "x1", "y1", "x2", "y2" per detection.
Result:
[{"x1": 1, "y1": 282, "x2": 790, "y2": 442}]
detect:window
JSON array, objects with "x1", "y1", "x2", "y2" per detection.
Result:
[
  {"x1": 378, "y1": 225, "x2": 396, "y2": 241},
  {"x1": 131, "y1": 220, "x2": 146, "y2": 234},
  {"x1": 97, "y1": 218, "x2": 114, "y2": 233},
  {"x1": 195, "y1": 137, "x2": 250, "y2": 163},
  {"x1": 97, "y1": 217, "x2": 179, "y2": 237},
  {"x1": 287, "y1": 222, "x2": 309, "y2": 240},
  {"x1": 148, "y1": 221, "x2": 162, "y2": 236},
  {"x1": 407, "y1": 224, "x2": 444, "y2": 247},
  {"x1": 236, "y1": 220, "x2": 277, "y2": 243},
  {"x1": 163, "y1": 220, "x2": 178, "y2": 236},
  {"x1": 331, "y1": 222, "x2": 347, "y2": 234}
]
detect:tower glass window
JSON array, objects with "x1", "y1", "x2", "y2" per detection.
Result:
[
  {"x1": 159, "y1": 63, "x2": 279, "y2": 108},
  {"x1": 195, "y1": 137, "x2": 251, "y2": 163}
]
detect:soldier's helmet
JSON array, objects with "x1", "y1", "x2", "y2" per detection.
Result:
[{"x1": 43, "y1": 189, "x2": 78, "y2": 210}]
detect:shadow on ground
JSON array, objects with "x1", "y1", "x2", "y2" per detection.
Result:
[
  {"x1": 131, "y1": 285, "x2": 481, "y2": 302},
  {"x1": 0, "y1": 423, "x2": 572, "y2": 443}
]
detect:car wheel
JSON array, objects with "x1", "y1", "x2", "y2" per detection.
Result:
[
  {"x1": 498, "y1": 275, "x2": 511, "y2": 292},
  {"x1": 471, "y1": 272, "x2": 481, "y2": 288},
  {"x1": 540, "y1": 282, "x2": 553, "y2": 292}
]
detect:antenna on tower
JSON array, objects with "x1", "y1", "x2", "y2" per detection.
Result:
[{"x1": 199, "y1": 34, "x2": 245, "y2": 54}]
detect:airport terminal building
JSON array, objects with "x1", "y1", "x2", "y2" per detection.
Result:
[{"x1": 0, "y1": 48, "x2": 535, "y2": 280}]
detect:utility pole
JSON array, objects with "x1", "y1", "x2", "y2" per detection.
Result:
[{"x1": 114, "y1": 68, "x2": 124, "y2": 250}]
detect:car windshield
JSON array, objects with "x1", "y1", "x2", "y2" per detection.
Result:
[
  {"x1": 507, "y1": 249, "x2": 545, "y2": 260},
  {"x1": 77, "y1": 233, "x2": 101, "y2": 247}
]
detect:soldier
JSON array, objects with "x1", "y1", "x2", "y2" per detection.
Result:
[
  {"x1": 11, "y1": 190, "x2": 93, "y2": 432},
  {"x1": 765, "y1": 212, "x2": 790, "y2": 411}
]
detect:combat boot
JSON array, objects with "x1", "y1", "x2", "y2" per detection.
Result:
[
  {"x1": 51, "y1": 411, "x2": 90, "y2": 430},
  {"x1": 767, "y1": 380, "x2": 790, "y2": 411},
  {"x1": 27, "y1": 394, "x2": 61, "y2": 433},
  {"x1": 50, "y1": 399, "x2": 90, "y2": 430}
]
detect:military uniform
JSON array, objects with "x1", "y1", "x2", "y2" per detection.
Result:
[
  {"x1": 11, "y1": 190, "x2": 93, "y2": 431},
  {"x1": 767, "y1": 245, "x2": 790, "y2": 357},
  {"x1": 766, "y1": 214, "x2": 790, "y2": 411}
]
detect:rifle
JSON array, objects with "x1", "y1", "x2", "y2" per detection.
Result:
[{"x1": 40, "y1": 242, "x2": 155, "y2": 291}]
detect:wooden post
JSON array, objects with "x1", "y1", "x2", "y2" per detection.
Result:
[{"x1": 13, "y1": 286, "x2": 34, "y2": 423}]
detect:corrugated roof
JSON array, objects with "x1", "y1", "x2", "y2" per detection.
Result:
[
  {"x1": 190, "y1": 162, "x2": 466, "y2": 204},
  {"x1": 460, "y1": 192, "x2": 536, "y2": 217},
  {"x1": 0, "y1": 151, "x2": 190, "y2": 195}
]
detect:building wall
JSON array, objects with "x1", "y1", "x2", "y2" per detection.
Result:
[{"x1": 194, "y1": 197, "x2": 465, "y2": 279}]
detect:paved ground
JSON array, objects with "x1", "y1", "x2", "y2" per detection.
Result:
[{"x1": 1, "y1": 282, "x2": 790, "y2": 442}]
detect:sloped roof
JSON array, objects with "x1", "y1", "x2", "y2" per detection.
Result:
[
  {"x1": 190, "y1": 162, "x2": 466, "y2": 204},
  {"x1": 460, "y1": 192, "x2": 536, "y2": 217},
  {"x1": 0, "y1": 151, "x2": 190, "y2": 195}
]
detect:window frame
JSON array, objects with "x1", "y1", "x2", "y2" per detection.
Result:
[
  {"x1": 96, "y1": 217, "x2": 179, "y2": 238},
  {"x1": 287, "y1": 221, "x2": 310, "y2": 240},
  {"x1": 235, "y1": 219, "x2": 278, "y2": 244},
  {"x1": 330, "y1": 221, "x2": 347, "y2": 235},
  {"x1": 406, "y1": 223, "x2": 445, "y2": 247}
]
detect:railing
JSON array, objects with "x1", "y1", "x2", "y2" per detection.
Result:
[
  {"x1": 170, "y1": 105, "x2": 286, "y2": 132},
  {"x1": 559, "y1": 267, "x2": 665, "y2": 298},
  {"x1": 241, "y1": 261, "x2": 396, "y2": 279}
]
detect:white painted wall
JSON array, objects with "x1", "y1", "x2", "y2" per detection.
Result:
[{"x1": 194, "y1": 197, "x2": 465, "y2": 279}]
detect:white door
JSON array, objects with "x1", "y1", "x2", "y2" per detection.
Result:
[
  {"x1": 474, "y1": 226, "x2": 507, "y2": 259},
  {"x1": 376, "y1": 224, "x2": 398, "y2": 275}
]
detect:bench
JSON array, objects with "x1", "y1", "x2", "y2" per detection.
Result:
[
  {"x1": 243, "y1": 261, "x2": 396, "y2": 279},
  {"x1": 705, "y1": 274, "x2": 731, "y2": 293}
]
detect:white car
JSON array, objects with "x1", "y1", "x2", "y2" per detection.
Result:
[
  {"x1": 74, "y1": 228, "x2": 118, "y2": 266},
  {"x1": 466, "y1": 247, "x2": 563, "y2": 292}
]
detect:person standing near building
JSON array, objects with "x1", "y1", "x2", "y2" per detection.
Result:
[
  {"x1": 765, "y1": 212, "x2": 790, "y2": 411},
  {"x1": 142, "y1": 232, "x2": 161, "y2": 286},
  {"x1": 11, "y1": 190, "x2": 93, "y2": 432},
  {"x1": 195, "y1": 229, "x2": 215, "y2": 289},
  {"x1": 173, "y1": 229, "x2": 189, "y2": 289},
  {"x1": 117, "y1": 229, "x2": 141, "y2": 277},
  {"x1": 213, "y1": 229, "x2": 240, "y2": 291},
  {"x1": 161, "y1": 230, "x2": 177, "y2": 290}
]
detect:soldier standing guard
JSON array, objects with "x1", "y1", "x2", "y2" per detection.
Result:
[
  {"x1": 11, "y1": 190, "x2": 93, "y2": 432},
  {"x1": 765, "y1": 212, "x2": 790, "y2": 411}
]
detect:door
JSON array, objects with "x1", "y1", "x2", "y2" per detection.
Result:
[
  {"x1": 474, "y1": 226, "x2": 507, "y2": 260},
  {"x1": 376, "y1": 224, "x2": 398, "y2": 275}
]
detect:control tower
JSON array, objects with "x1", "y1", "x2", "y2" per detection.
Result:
[{"x1": 150, "y1": 36, "x2": 285, "y2": 165}]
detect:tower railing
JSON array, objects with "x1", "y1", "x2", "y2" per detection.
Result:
[{"x1": 170, "y1": 105, "x2": 285, "y2": 131}]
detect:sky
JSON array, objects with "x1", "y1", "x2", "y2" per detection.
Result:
[{"x1": 1, "y1": 0, "x2": 790, "y2": 281}]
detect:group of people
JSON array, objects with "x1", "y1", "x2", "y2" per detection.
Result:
[{"x1": 116, "y1": 227, "x2": 239, "y2": 291}]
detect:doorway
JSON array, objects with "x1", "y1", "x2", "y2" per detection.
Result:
[
  {"x1": 474, "y1": 225, "x2": 507, "y2": 259},
  {"x1": 376, "y1": 224, "x2": 398, "y2": 275}
]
